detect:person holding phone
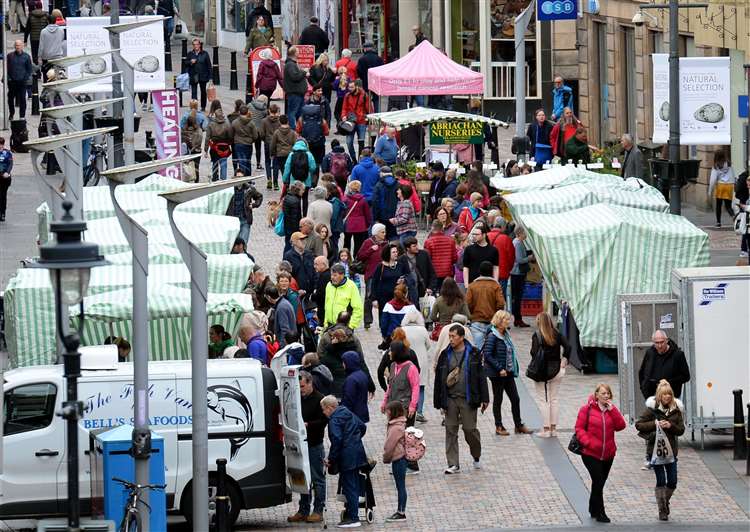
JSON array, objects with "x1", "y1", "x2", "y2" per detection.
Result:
[{"x1": 574, "y1": 383, "x2": 627, "y2": 523}]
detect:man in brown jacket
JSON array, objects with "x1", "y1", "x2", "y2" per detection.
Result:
[
  {"x1": 270, "y1": 114, "x2": 297, "y2": 191},
  {"x1": 466, "y1": 261, "x2": 506, "y2": 350}
]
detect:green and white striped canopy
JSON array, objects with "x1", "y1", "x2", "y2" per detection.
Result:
[
  {"x1": 504, "y1": 181, "x2": 669, "y2": 217},
  {"x1": 366, "y1": 106, "x2": 508, "y2": 130},
  {"x1": 491, "y1": 166, "x2": 625, "y2": 193},
  {"x1": 520, "y1": 204, "x2": 709, "y2": 348}
]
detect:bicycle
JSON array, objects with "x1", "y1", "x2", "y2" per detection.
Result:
[
  {"x1": 83, "y1": 142, "x2": 108, "y2": 186},
  {"x1": 112, "y1": 476, "x2": 166, "y2": 532}
]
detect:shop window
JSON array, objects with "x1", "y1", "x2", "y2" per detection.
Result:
[
  {"x1": 451, "y1": 0, "x2": 479, "y2": 67},
  {"x1": 222, "y1": 0, "x2": 245, "y2": 32}
]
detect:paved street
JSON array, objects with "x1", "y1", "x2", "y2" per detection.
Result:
[{"x1": 0, "y1": 42, "x2": 748, "y2": 532}]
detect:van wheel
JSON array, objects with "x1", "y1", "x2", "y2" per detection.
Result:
[{"x1": 180, "y1": 474, "x2": 243, "y2": 527}]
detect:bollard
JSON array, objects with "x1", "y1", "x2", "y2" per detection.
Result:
[
  {"x1": 212, "y1": 47, "x2": 221, "y2": 85},
  {"x1": 230, "y1": 51, "x2": 238, "y2": 90},
  {"x1": 746, "y1": 403, "x2": 749, "y2": 476},
  {"x1": 173, "y1": 75, "x2": 183, "y2": 107},
  {"x1": 733, "y1": 390, "x2": 747, "y2": 460},
  {"x1": 181, "y1": 39, "x2": 188, "y2": 73},
  {"x1": 165, "y1": 37, "x2": 173, "y2": 72},
  {"x1": 214, "y1": 458, "x2": 229, "y2": 532},
  {"x1": 31, "y1": 73, "x2": 40, "y2": 115},
  {"x1": 245, "y1": 67, "x2": 253, "y2": 104}
]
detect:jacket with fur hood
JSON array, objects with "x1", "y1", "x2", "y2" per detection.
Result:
[
  {"x1": 382, "y1": 416, "x2": 407, "y2": 464},
  {"x1": 635, "y1": 396, "x2": 685, "y2": 458},
  {"x1": 574, "y1": 394, "x2": 627, "y2": 461}
]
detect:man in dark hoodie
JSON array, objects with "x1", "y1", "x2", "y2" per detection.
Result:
[
  {"x1": 270, "y1": 115, "x2": 297, "y2": 191},
  {"x1": 283, "y1": 46, "x2": 308, "y2": 127},
  {"x1": 298, "y1": 17, "x2": 330, "y2": 55},
  {"x1": 372, "y1": 166, "x2": 399, "y2": 239},
  {"x1": 231, "y1": 105, "x2": 258, "y2": 175},
  {"x1": 341, "y1": 350, "x2": 370, "y2": 423},
  {"x1": 321, "y1": 139, "x2": 353, "y2": 190},
  {"x1": 349, "y1": 148, "x2": 380, "y2": 202},
  {"x1": 288, "y1": 371, "x2": 328, "y2": 524},
  {"x1": 356, "y1": 41, "x2": 384, "y2": 111},
  {"x1": 259, "y1": 104, "x2": 282, "y2": 189}
]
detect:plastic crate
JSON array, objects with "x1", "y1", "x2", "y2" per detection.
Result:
[
  {"x1": 522, "y1": 282, "x2": 543, "y2": 300},
  {"x1": 594, "y1": 349, "x2": 618, "y2": 374},
  {"x1": 521, "y1": 299, "x2": 543, "y2": 317}
]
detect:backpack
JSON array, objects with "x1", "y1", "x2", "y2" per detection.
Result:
[
  {"x1": 290, "y1": 150, "x2": 310, "y2": 182},
  {"x1": 300, "y1": 104, "x2": 324, "y2": 146},
  {"x1": 404, "y1": 426, "x2": 426, "y2": 461},
  {"x1": 330, "y1": 152, "x2": 349, "y2": 180},
  {"x1": 525, "y1": 332, "x2": 549, "y2": 383}
]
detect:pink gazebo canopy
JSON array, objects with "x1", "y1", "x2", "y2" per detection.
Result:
[{"x1": 367, "y1": 40, "x2": 484, "y2": 96}]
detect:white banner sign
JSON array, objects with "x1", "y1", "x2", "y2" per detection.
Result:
[
  {"x1": 67, "y1": 16, "x2": 166, "y2": 93},
  {"x1": 651, "y1": 54, "x2": 731, "y2": 145}
]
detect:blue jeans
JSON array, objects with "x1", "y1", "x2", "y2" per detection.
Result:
[
  {"x1": 264, "y1": 142, "x2": 273, "y2": 180},
  {"x1": 299, "y1": 443, "x2": 326, "y2": 515},
  {"x1": 653, "y1": 458, "x2": 678, "y2": 489},
  {"x1": 340, "y1": 469, "x2": 360, "y2": 522},
  {"x1": 233, "y1": 143, "x2": 252, "y2": 175},
  {"x1": 399, "y1": 231, "x2": 417, "y2": 246},
  {"x1": 391, "y1": 457, "x2": 408, "y2": 513},
  {"x1": 238, "y1": 217, "x2": 250, "y2": 244},
  {"x1": 499, "y1": 278, "x2": 508, "y2": 299},
  {"x1": 347, "y1": 124, "x2": 367, "y2": 162},
  {"x1": 469, "y1": 322, "x2": 491, "y2": 352},
  {"x1": 211, "y1": 154, "x2": 228, "y2": 181},
  {"x1": 287, "y1": 94, "x2": 305, "y2": 126},
  {"x1": 414, "y1": 95, "x2": 425, "y2": 107}
]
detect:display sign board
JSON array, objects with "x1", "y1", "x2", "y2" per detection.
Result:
[
  {"x1": 537, "y1": 0, "x2": 577, "y2": 21},
  {"x1": 67, "y1": 16, "x2": 166, "y2": 93},
  {"x1": 152, "y1": 89, "x2": 182, "y2": 180},
  {"x1": 296, "y1": 45, "x2": 316, "y2": 69},
  {"x1": 429, "y1": 121, "x2": 484, "y2": 144},
  {"x1": 249, "y1": 46, "x2": 284, "y2": 99},
  {"x1": 652, "y1": 54, "x2": 731, "y2": 145}
]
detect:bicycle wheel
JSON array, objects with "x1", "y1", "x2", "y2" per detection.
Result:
[
  {"x1": 83, "y1": 164, "x2": 100, "y2": 187},
  {"x1": 118, "y1": 509, "x2": 141, "y2": 532}
]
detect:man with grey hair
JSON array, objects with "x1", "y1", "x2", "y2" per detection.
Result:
[
  {"x1": 299, "y1": 217, "x2": 325, "y2": 257},
  {"x1": 308, "y1": 187, "x2": 333, "y2": 230},
  {"x1": 288, "y1": 371, "x2": 328, "y2": 523},
  {"x1": 620, "y1": 133, "x2": 644, "y2": 179},
  {"x1": 324, "y1": 263, "x2": 363, "y2": 328}
]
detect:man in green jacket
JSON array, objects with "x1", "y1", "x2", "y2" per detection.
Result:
[
  {"x1": 565, "y1": 126, "x2": 592, "y2": 165},
  {"x1": 324, "y1": 264, "x2": 363, "y2": 329}
]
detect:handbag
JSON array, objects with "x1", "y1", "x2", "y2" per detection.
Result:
[
  {"x1": 445, "y1": 351, "x2": 466, "y2": 387},
  {"x1": 568, "y1": 404, "x2": 591, "y2": 455},
  {"x1": 208, "y1": 140, "x2": 232, "y2": 158},
  {"x1": 349, "y1": 260, "x2": 366, "y2": 275}
]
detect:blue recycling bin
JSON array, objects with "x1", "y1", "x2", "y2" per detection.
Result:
[{"x1": 91, "y1": 424, "x2": 167, "y2": 531}]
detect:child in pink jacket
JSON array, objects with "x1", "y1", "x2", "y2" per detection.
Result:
[{"x1": 382, "y1": 401, "x2": 408, "y2": 522}]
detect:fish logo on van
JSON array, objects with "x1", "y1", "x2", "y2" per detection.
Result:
[{"x1": 207, "y1": 381, "x2": 254, "y2": 460}]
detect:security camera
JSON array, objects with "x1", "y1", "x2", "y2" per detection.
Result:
[
  {"x1": 632, "y1": 11, "x2": 657, "y2": 27},
  {"x1": 632, "y1": 12, "x2": 645, "y2": 26}
]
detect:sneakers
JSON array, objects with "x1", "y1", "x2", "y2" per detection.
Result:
[
  {"x1": 405, "y1": 467, "x2": 420, "y2": 476},
  {"x1": 495, "y1": 426, "x2": 510, "y2": 436},
  {"x1": 444, "y1": 465, "x2": 461, "y2": 474},
  {"x1": 415, "y1": 413, "x2": 427, "y2": 423},
  {"x1": 306, "y1": 513, "x2": 323, "y2": 523},
  {"x1": 515, "y1": 425, "x2": 534, "y2": 434},
  {"x1": 386, "y1": 512, "x2": 406, "y2": 522},
  {"x1": 715, "y1": 222, "x2": 721, "y2": 228},
  {"x1": 337, "y1": 519, "x2": 361, "y2": 528},
  {"x1": 641, "y1": 459, "x2": 653, "y2": 471},
  {"x1": 473, "y1": 459, "x2": 481, "y2": 470},
  {"x1": 266, "y1": 180, "x2": 273, "y2": 190},
  {"x1": 378, "y1": 339, "x2": 390, "y2": 350},
  {"x1": 287, "y1": 512, "x2": 307, "y2": 522}
]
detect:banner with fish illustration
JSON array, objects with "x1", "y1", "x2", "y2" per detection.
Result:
[
  {"x1": 66, "y1": 16, "x2": 166, "y2": 93},
  {"x1": 652, "y1": 55, "x2": 730, "y2": 145}
]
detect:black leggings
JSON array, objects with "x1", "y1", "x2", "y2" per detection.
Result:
[
  {"x1": 510, "y1": 273, "x2": 526, "y2": 323},
  {"x1": 715, "y1": 197, "x2": 733, "y2": 224},
  {"x1": 582, "y1": 455, "x2": 614, "y2": 517},
  {"x1": 343, "y1": 231, "x2": 368, "y2": 258},
  {"x1": 254, "y1": 138, "x2": 262, "y2": 166},
  {"x1": 490, "y1": 376, "x2": 522, "y2": 429}
]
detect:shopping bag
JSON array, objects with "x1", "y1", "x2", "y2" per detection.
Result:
[
  {"x1": 419, "y1": 294, "x2": 435, "y2": 321},
  {"x1": 207, "y1": 81, "x2": 217, "y2": 102},
  {"x1": 650, "y1": 423, "x2": 675, "y2": 466},
  {"x1": 175, "y1": 72, "x2": 190, "y2": 91}
]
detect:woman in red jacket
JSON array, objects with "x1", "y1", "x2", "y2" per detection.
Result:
[{"x1": 575, "y1": 383, "x2": 626, "y2": 524}]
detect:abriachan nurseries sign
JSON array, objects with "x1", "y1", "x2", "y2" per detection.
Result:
[{"x1": 429, "y1": 121, "x2": 485, "y2": 144}]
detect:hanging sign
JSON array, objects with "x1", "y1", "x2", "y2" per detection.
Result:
[
  {"x1": 152, "y1": 89, "x2": 182, "y2": 180},
  {"x1": 429, "y1": 121, "x2": 485, "y2": 145},
  {"x1": 537, "y1": 0, "x2": 577, "y2": 21}
]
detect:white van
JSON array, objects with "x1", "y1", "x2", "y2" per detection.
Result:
[{"x1": 0, "y1": 347, "x2": 310, "y2": 526}]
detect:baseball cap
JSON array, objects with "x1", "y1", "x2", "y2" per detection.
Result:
[{"x1": 291, "y1": 231, "x2": 307, "y2": 241}]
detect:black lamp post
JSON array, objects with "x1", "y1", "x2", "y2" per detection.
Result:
[{"x1": 31, "y1": 200, "x2": 109, "y2": 532}]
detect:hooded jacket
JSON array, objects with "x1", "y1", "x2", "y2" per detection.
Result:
[
  {"x1": 255, "y1": 58, "x2": 282, "y2": 93},
  {"x1": 39, "y1": 24, "x2": 66, "y2": 61},
  {"x1": 270, "y1": 124, "x2": 297, "y2": 158},
  {"x1": 638, "y1": 339, "x2": 690, "y2": 400},
  {"x1": 283, "y1": 58, "x2": 308, "y2": 96},
  {"x1": 356, "y1": 236, "x2": 387, "y2": 280},
  {"x1": 327, "y1": 405, "x2": 368, "y2": 472},
  {"x1": 466, "y1": 276, "x2": 505, "y2": 323},
  {"x1": 341, "y1": 351, "x2": 370, "y2": 423},
  {"x1": 259, "y1": 114, "x2": 281, "y2": 145},
  {"x1": 249, "y1": 99, "x2": 268, "y2": 129},
  {"x1": 350, "y1": 157, "x2": 381, "y2": 201},
  {"x1": 282, "y1": 191, "x2": 302, "y2": 235},
  {"x1": 372, "y1": 173, "x2": 399, "y2": 224},
  {"x1": 343, "y1": 192, "x2": 371, "y2": 234},
  {"x1": 321, "y1": 145, "x2": 353, "y2": 176},
  {"x1": 324, "y1": 278, "x2": 363, "y2": 329},
  {"x1": 382, "y1": 416, "x2": 406, "y2": 464},
  {"x1": 28, "y1": 9, "x2": 49, "y2": 42},
  {"x1": 635, "y1": 397, "x2": 686, "y2": 458},
  {"x1": 232, "y1": 115, "x2": 259, "y2": 146},
  {"x1": 574, "y1": 395, "x2": 627, "y2": 461},
  {"x1": 434, "y1": 339, "x2": 489, "y2": 410},
  {"x1": 380, "y1": 299, "x2": 418, "y2": 340},
  {"x1": 282, "y1": 140, "x2": 317, "y2": 187},
  {"x1": 488, "y1": 229, "x2": 516, "y2": 281},
  {"x1": 205, "y1": 111, "x2": 234, "y2": 152},
  {"x1": 306, "y1": 362, "x2": 333, "y2": 396}
]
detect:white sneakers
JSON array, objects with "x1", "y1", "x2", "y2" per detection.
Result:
[{"x1": 444, "y1": 465, "x2": 461, "y2": 474}]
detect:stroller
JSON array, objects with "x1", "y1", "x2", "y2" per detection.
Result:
[
  {"x1": 300, "y1": 294, "x2": 319, "y2": 352},
  {"x1": 335, "y1": 461, "x2": 377, "y2": 524}
]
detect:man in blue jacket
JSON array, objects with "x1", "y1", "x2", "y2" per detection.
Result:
[
  {"x1": 551, "y1": 75, "x2": 574, "y2": 121},
  {"x1": 322, "y1": 395, "x2": 368, "y2": 528},
  {"x1": 7, "y1": 40, "x2": 32, "y2": 120},
  {"x1": 348, "y1": 148, "x2": 380, "y2": 202},
  {"x1": 374, "y1": 127, "x2": 398, "y2": 166},
  {"x1": 371, "y1": 166, "x2": 399, "y2": 239},
  {"x1": 266, "y1": 286, "x2": 296, "y2": 348}
]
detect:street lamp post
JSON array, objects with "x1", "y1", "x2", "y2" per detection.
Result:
[{"x1": 30, "y1": 201, "x2": 109, "y2": 531}]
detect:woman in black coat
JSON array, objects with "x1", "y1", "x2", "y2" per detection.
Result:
[
  {"x1": 185, "y1": 38, "x2": 212, "y2": 112},
  {"x1": 309, "y1": 53, "x2": 336, "y2": 105},
  {"x1": 526, "y1": 108, "x2": 555, "y2": 169},
  {"x1": 282, "y1": 181, "x2": 304, "y2": 253}
]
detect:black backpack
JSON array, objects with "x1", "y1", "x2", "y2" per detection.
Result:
[
  {"x1": 526, "y1": 332, "x2": 549, "y2": 383},
  {"x1": 300, "y1": 104, "x2": 324, "y2": 146},
  {"x1": 290, "y1": 150, "x2": 310, "y2": 182}
]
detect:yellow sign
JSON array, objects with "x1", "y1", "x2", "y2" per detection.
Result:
[{"x1": 429, "y1": 121, "x2": 485, "y2": 144}]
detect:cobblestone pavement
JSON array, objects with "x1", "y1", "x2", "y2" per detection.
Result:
[{"x1": 1, "y1": 41, "x2": 748, "y2": 531}]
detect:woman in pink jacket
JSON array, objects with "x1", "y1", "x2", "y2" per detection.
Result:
[
  {"x1": 382, "y1": 401, "x2": 408, "y2": 522},
  {"x1": 574, "y1": 383, "x2": 626, "y2": 524}
]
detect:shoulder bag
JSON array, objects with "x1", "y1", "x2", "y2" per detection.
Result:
[{"x1": 568, "y1": 404, "x2": 591, "y2": 455}]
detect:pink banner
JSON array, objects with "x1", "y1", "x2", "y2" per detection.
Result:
[{"x1": 152, "y1": 89, "x2": 182, "y2": 179}]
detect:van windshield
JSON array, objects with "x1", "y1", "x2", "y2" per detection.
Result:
[{"x1": 4, "y1": 383, "x2": 57, "y2": 436}]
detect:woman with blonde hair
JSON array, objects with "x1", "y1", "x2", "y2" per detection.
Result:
[
  {"x1": 530, "y1": 312, "x2": 571, "y2": 437},
  {"x1": 482, "y1": 310, "x2": 533, "y2": 436},
  {"x1": 309, "y1": 52, "x2": 335, "y2": 103},
  {"x1": 635, "y1": 379, "x2": 685, "y2": 521},
  {"x1": 575, "y1": 382, "x2": 626, "y2": 523}
]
